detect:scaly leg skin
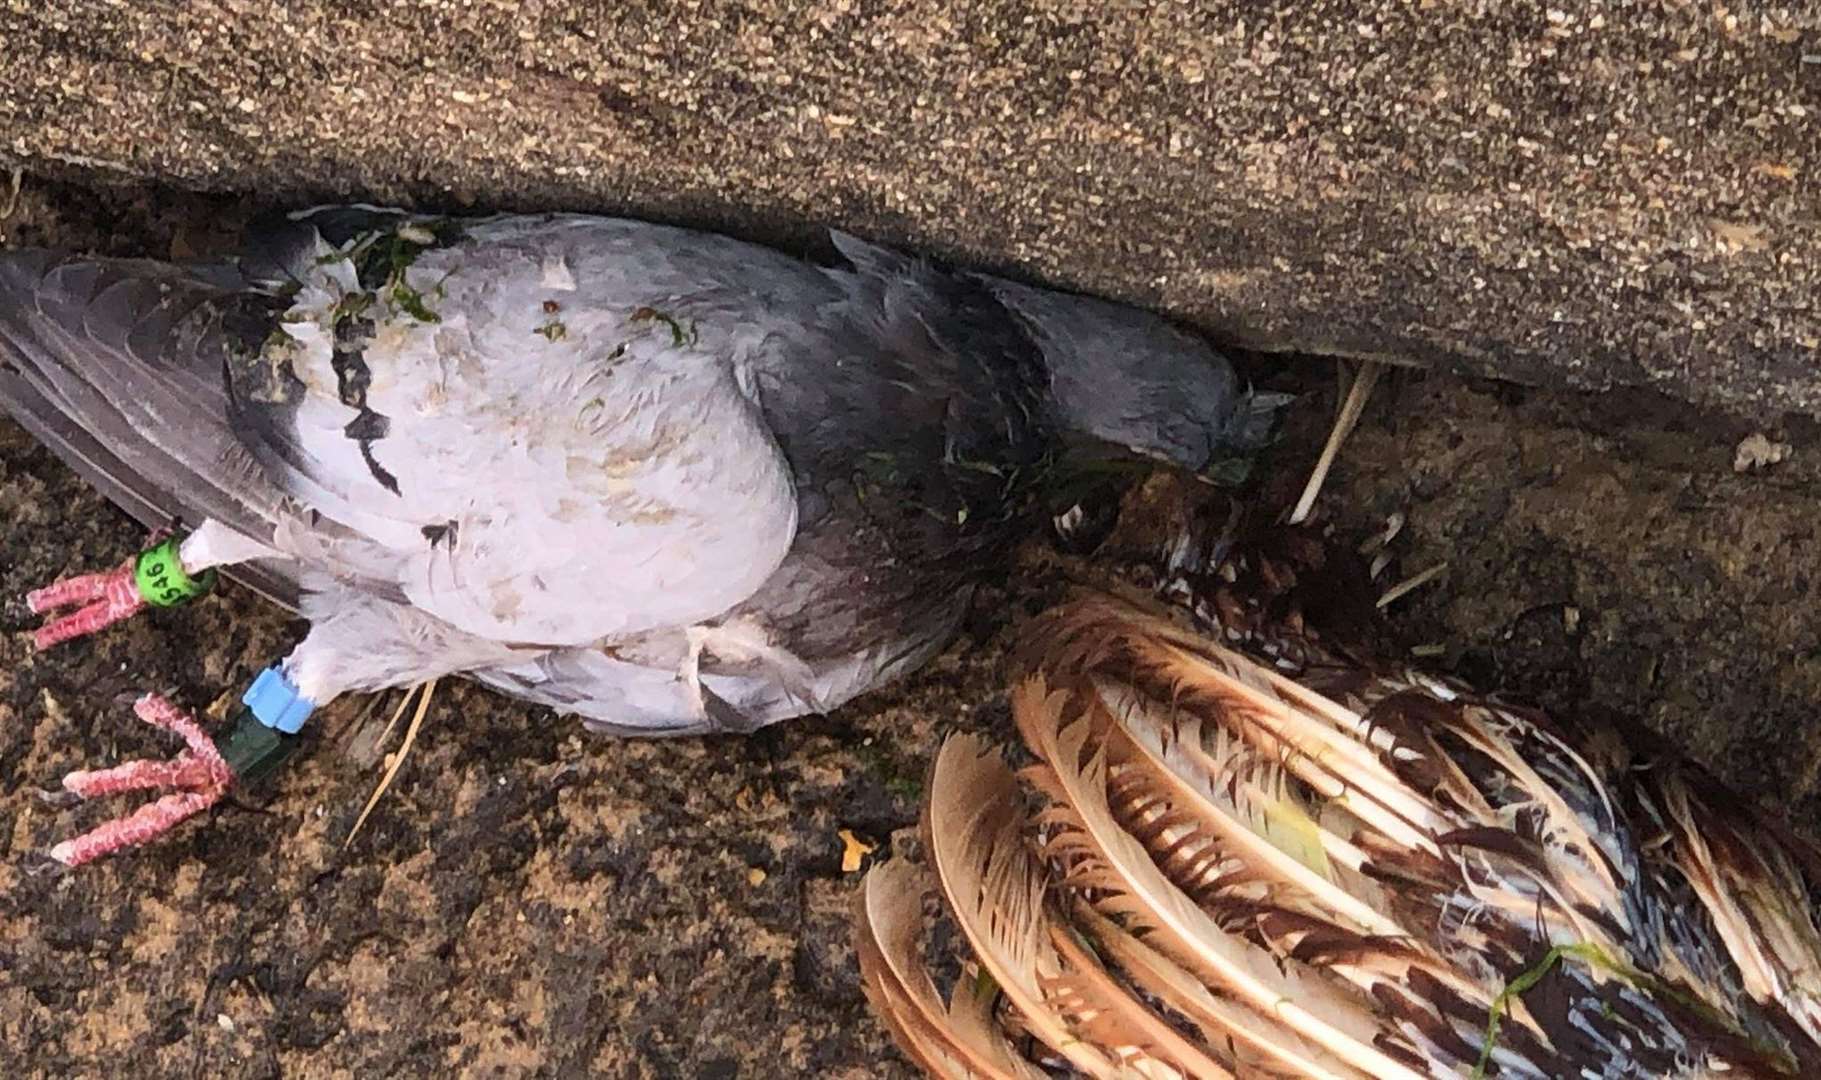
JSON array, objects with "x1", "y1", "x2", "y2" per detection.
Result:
[
  {"x1": 25, "y1": 524, "x2": 221, "y2": 650},
  {"x1": 29, "y1": 523, "x2": 300, "y2": 865},
  {"x1": 49, "y1": 693, "x2": 233, "y2": 867},
  {"x1": 27, "y1": 554, "x2": 155, "y2": 650}
]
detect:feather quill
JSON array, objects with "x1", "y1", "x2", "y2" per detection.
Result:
[
  {"x1": 921, "y1": 734, "x2": 1123, "y2": 1077},
  {"x1": 854, "y1": 858, "x2": 1045, "y2": 1080}
]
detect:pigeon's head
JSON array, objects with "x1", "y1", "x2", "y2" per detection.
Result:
[{"x1": 982, "y1": 278, "x2": 1283, "y2": 475}]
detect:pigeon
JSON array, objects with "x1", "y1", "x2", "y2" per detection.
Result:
[{"x1": 0, "y1": 205, "x2": 1282, "y2": 865}]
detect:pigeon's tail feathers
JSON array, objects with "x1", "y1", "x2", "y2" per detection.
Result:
[{"x1": 0, "y1": 248, "x2": 300, "y2": 606}]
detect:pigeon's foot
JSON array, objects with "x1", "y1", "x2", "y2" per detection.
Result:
[
  {"x1": 26, "y1": 558, "x2": 147, "y2": 650},
  {"x1": 677, "y1": 618, "x2": 819, "y2": 732},
  {"x1": 49, "y1": 693, "x2": 232, "y2": 867},
  {"x1": 25, "y1": 533, "x2": 215, "y2": 650}
]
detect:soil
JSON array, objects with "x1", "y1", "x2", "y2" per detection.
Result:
[{"x1": 2, "y1": 180, "x2": 1820, "y2": 1079}]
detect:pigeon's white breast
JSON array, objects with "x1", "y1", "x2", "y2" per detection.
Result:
[{"x1": 273, "y1": 226, "x2": 799, "y2": 647}]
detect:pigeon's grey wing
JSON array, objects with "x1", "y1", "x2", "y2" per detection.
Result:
[
  {"x1": 473, "y1": 229, "x2": 1060, "y2": 730},
  {"x1": 226, "y1": 212, "x2": 801, "y2": 647},
  {"x1": 0, "y1": 249, "x2": 304, "y2": 607}
]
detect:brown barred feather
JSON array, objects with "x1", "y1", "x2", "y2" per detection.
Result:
[{"x1": 859, "y1": 492, "x2": 1821, "y2": 1078}]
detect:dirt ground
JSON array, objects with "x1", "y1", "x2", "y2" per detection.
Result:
[{"x1": 2, "y1": 180, "x2": 1820, "y2": 1079}]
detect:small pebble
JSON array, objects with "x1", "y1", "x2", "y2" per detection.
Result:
[
  {"x1": 838, "y1": 829, "x2": 876, "y2": 873},
  {"x1": 1733, "y1": 433, "x2": 1792, "y2": 473}
]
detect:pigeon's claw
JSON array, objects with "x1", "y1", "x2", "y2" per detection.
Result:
[
  {"x1": 678, "y1": 625, "x2": 713, "y2": 721},
  {"x1": 676, "y1": 619, "x2": 817, "y2": 734},
  {"x1": 49, "y1": 693, "x2": 233, "y2": 867},
  {"x1": 25, "y1": 559, "x2": 146, "y2": 650},
  {"x1": 49, "y1": 789, "x2": 225, "y2": 868}
]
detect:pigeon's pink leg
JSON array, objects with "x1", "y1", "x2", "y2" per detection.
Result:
[
  {"x1": 25, "y1": 529, "x2": 215, "y2": 651},
  {"x1": 26, "y1": 559, "x2": 145, "y2": 650},
  {"x1": 48, "y1": 693, "x2": 233, "y2": 867}
]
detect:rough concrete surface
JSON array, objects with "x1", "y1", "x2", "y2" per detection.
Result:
[
  {"x1": 0, "y1": 1, "x2": 1816, "y2": 414},
  {"x1": 1, "y1": 4, "x2": 1820, "y2": 1079}
]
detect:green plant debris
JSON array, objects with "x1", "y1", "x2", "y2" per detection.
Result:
[
  {"x1": 1201, "y1": 455, "x2": 1255, "y2": 487},
  {"x1": 534, "y1": 319, "x2": 568, "y2": 342},
  {"x1": 353, "y1": 227, "x2": 423, "y2": 288},
  {"x1": 630, "y1": 305, "x2": 698, "y2": 347},
  {"x1": 260, "y1": 326, "x2": 295, "y2": 357},
  {"x1": 390, "y1": 280, "x2": 441, "y2": 323},
  {"x1": 1473, "y1": 944, "x2": 1607, "y2": 1080},
  {"x1": 970, "y1": 966, "x2": 999, "y2": 1003},
  {"x1": 1470, "y1": 942, "x2": 1794, "y2": 1079},
  {"x1": 949, "y1": 454, "x2": 1007, "y2": 478},
  {"x1": 334, "y1": 291, "x2": 374, "y2": 321},
  {"x1": 325, "y1": 220, "x2": 460, "y2": 324},
  {"x1": 859, "y1": 744, "x2": 923, "y2": 801},
  {"x1": 230, "y1": 323, "x2": 306, "y2": 405},
  {"x1": 1067, "y1": 925, "x2": 1108, "y2": 964}
]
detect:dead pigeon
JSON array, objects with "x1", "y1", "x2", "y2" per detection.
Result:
[{"x1": 0, "y1": 206, "x2": 1282, "y2": 864}]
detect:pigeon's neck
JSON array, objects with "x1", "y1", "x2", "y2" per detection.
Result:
[{"x1": 976, "y1": 275, "x2": 1240, "y2": 472}]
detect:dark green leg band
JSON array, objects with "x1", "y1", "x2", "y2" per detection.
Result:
[{"x1": 213, "y1": 706, "x2": 302, "y2": 786}]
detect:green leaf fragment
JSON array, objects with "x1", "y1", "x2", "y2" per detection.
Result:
[
  {"x1": 630, "y1": 306, "x2": 697, "y2": 347},
  {"x1": 970, "y1": 967, "x2": 999, "y2": 1002},
  {"x1": 1201, "y1": 456, "x2": 1255, "y2": 487},
  {"x1": 258, "y1": 326, "x2": 297, "y2": 362},
  {"x1": 335, "y1": 291, "x2": 374, "y2": 320},
  {"x1": 390, "y1": 282, "x2": 441, "y2": 323},
  {"x1": 1473, "y1": 944, "x2": 1603, "y2": 1080},
  {"x1": 1470, "y1": 941, "x2": 1792, "y2": 1079}
]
